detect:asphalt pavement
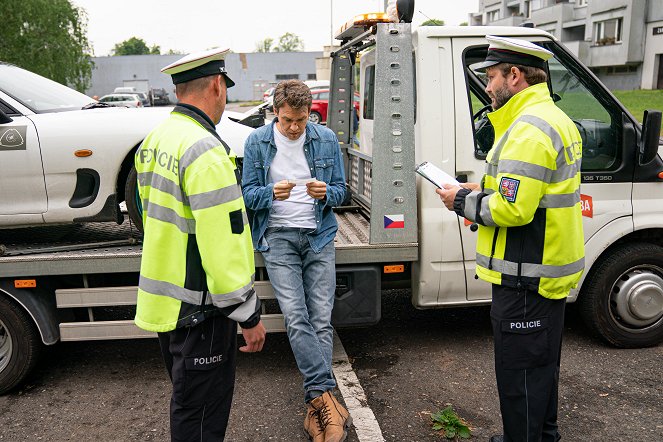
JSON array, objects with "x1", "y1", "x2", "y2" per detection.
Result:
[{"x1": 0, "y1": 289, "x2": 661, "y2": 441}]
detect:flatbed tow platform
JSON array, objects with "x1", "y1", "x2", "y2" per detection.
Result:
[{"x1": 0, "y1": 211, "x2": 418, "y2": 278}]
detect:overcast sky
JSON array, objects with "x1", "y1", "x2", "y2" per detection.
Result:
[{"x1": 71, "y1": 0, "x2": 479, "y2": 56}]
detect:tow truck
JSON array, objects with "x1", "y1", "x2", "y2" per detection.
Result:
[{"x1": 1, "y1": 0, "x2": 662, "y2": 394}]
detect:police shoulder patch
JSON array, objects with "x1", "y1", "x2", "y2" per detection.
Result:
[{"x1": 499, "y1": 176, "x2": 520, "y2": 203}]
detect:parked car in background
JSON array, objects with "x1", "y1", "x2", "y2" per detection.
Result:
[
  {"x1": 150, "y1": 88, "x2": 170, "y2": 106},
  {"x1": 308, "y1": 89, "x2": 360, "y2": 125},
  {"x1": 98, "y1": 93, "x2": 144, "y2": 108},
  {"x1": 0, "y1": 61, "x2": 256, "y2": 230},
  {"x1": 304, "y1": 79, "x2": 330, "y2": 91},
  {"x1": 134, "y1": 92, "x2": 151, "y2": 107},
  {"x1": 263, "y1": 86, "x2": 275, "y2": 103}
]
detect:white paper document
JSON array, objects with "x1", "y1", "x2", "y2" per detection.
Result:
[
  {"x1": 287, "y1": 178, "x2": 316, "y2": 186},
  {"x1": 415, "y1": 161, "x2": 460, "y2": 188}
]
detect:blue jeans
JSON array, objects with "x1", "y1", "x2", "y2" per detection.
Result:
[{"x1": 261, "y1": 227, "x2": 337, "y2": 402}]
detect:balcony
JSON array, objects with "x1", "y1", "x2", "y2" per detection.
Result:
[
  {"x1": 560, "y1": 40, "x2": 590, "y2": 62},
  {"x1": 532, "y1": 1, "x2": 575, "y2": 24}
]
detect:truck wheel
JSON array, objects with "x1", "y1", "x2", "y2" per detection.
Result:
[
  {"x1": 0, "y1": 296, "x2": 42, "y2": 395},
  {"x1": 579, "y1": 243, "x2": 663, "y2": 348},
  {"x1": 124, "y1": 165, "x2": 143, "y2": 232}
]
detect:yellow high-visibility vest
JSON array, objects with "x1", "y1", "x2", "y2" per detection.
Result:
[
  {"x1": 463, "y1": 83, "x2": 584, "y2": 299},
  {"x1": 134, "y1": 106, "x2": 257, "y2": 332}
]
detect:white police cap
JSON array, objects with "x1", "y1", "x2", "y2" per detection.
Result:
[
  {"x1": 473, "y1": 35, "x2": 553, "y2": 70},
  {"x1": 161, "y1": 47, "x2": 235, "y2": 87}
]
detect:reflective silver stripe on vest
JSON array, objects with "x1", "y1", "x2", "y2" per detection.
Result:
[
  {"x1": 463, "y1": 191, "x2": 479, "y2": 222},
  {"x1": 490, "y1": 116, "x2": 579, "y2": 184},
  {"x1": 226, "y1": 291, "x2": 259, "y2": 322},
  {"x1": 143, "y1": 200, "x2": 196, "y2": 234},
  {"x1": 139, "y1": 275, "x2": 204, "y2": 305},
  {"x1": 476, "y1": 253, "x2": 585, "y2": 278},
  {"x1": 517, "y1": 115, "x2": 576, "y2": 172},
  {"x1": 140, "y1": 274, "x2": 257, "y2": 307},
  {"x1": 209, "y1": 277, "x2": 256, "y2": 307},
  {"x1": 138, "y1": 171, "x2": 188, "y2": 205},
  {"x1": 189, "y1": 184, "x2": 243, "y2": 211},
  {"x1": 179, "y1": 136, "x2": 222, "y2": 178},
  {"x1": 497, "y1": 159, "x2": 553, "y2": 182},
  {"x1": 539, "y1": 191, "x2": 580, "y2": 208}
]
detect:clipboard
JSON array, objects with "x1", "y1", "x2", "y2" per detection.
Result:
[{"x1": 415, "y1": 161, "x2": 460, "y2": 189}]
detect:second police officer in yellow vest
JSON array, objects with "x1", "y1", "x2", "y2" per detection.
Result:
[{"x1": 437, "y1": 36, "x2": 584, "y2": 442}]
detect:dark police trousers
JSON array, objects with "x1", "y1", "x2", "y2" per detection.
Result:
[
  {"x1": 158, "y1": 314, "x2": 237, "y2": 442},
  {"x1": 491, "y1": 284, "x2": 565, "y2": 442}
]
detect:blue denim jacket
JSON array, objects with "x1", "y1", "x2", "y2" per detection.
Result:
[{"x1": 241, "y1": 120, "x2": 346, "y2": 253}]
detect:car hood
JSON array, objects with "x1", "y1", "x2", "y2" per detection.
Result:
[{"x1": 51, "y1": 106, "x2": 253, "y2": 157}]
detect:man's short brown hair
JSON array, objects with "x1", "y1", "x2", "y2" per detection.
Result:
[
  {"x1": 498, "y1": 64, "x2": 547, "y2": 86},
  {"x1": 175, "y1": 74, "x2": 221, "y2": 98},
  {"x1": 273, "y1": 80, "x2": 312, "y2": 112}
]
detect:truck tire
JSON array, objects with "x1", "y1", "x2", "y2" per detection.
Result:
[
  {"x1": 0, "y1": 296, "x2": 42, "y2": 395},
  {"x1": 578, "y1": 242, "x2": 663, "y2": 348},
  {"x1": 124, "y1": 165, "x2": 143, "y2": 232}
]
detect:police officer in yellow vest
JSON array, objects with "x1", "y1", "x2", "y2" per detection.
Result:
[
  {"x1": 437, "y1": 36, "x2": 584, "y2": 442},
  {"x1": 134, "y1": 47, "x2": 266, "y2": 441}
]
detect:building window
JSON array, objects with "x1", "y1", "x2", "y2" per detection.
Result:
[
  {"x1": 594, "y1": 18, "x2": 622, "y2": 45},
  {"x1": 576, "y1": 0, "x2": 587, "y2": 6},
  {"x1": 275, "y1": 74, "x2": 299, "y2": 80},
  {"x1": 307, "y1": 73, "x2": 317, "y2": 80},
  {"x1": 524, "y1": 1, "x2": 532, "y2": 18},
  {"x1": 486, "y1": 9, "x2": 500, "y2": 22}
]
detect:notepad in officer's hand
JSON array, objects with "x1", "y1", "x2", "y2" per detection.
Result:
[{"x1": 415, "y1": 161, "x2": 460, "y2": 189}]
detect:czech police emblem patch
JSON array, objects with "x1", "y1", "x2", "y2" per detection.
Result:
[{"x1": 499, "y1": 177, "x2": 520, "y2": 203}]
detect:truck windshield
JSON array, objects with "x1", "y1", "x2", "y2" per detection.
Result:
[{"x1": 0, "y1": 63, "x2": 92, "y2": 113}]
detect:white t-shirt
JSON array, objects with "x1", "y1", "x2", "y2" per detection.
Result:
[{"x1": 268, "y1": 128, "x2": 317, "y2": 228}]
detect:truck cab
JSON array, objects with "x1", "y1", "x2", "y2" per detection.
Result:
[{"x1": 329, "y1": 10, "x2": 663, "y2": 348}]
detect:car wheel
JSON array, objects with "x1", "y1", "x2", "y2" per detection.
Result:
[
  {"x1": 124, "y1": 165, "x2": 143, "y2": 232},
  {"x1": 0, "y1": 295, "x2": 42, "y2": 395},
  {"x1": 309, "y1": 111, "x2": 322, "y2": 125},
  {"x1": 578, "y1": 242, "x2": 663, "y2": 348}
]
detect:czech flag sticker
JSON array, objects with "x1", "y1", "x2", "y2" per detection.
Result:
[{"x1": 384, "y1": 214, "x2": 405, "y2": 229}]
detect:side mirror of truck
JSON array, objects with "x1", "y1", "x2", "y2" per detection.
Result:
[
  {"x1": 639, "y1": 110, "x2": 662, "y2": 165},
  {"x1": 0, "y1": 109, "x2": 13, "y2": 124}
]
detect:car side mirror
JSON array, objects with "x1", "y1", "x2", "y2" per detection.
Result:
[
  {"x1": 639, "y1": 110, "x2": 662, "y2": 165},
  {"x1": 0, "y1": 109, "x2": 13, "y2": 124}
]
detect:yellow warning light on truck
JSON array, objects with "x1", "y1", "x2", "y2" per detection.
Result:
[{"x1": 335, "y1": 12, "x2": 392, "y2": 41}]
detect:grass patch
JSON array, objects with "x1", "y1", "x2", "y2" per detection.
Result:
[{"x1": 612, "y1": 90, "x2": 663, "y2": 123}]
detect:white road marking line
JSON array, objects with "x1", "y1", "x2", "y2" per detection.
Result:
[{"x1": 332, "y1": 332, "x2": 385, "y2": 442}]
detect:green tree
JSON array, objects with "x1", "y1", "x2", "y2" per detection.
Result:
[
  {"x1": 112, "y1": 37, "x2": 160, "y2": 56},
  {"x1": 274, "y1": 32, "x2": 304, "y2": 52},
  {"x1": 0, "y1": 0, "x2": 93, "y2": 92},
  {"x1": 255, "y1": 37, "x2": 274, "y2": 53},
  {"x1": 421, "y1": 18, "x2": 445, "y2": 26},
  {"x1": 460, "y1": 21, "x2": 469, "y2": 26}
]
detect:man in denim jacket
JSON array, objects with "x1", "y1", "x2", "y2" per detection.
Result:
[{"x1": 241, "y1": 80, "x2": 349, "y2": 442}]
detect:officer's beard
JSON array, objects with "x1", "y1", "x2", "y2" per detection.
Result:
[{"x1": 492, "y1": 83, "x2": 514, "y2": 111}]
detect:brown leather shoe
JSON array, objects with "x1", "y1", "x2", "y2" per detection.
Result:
[
  {"x1": 304, "y1": 399, "x2": 325, "y2": 442},
  {"x1": 319, "y1": 391, "x2": 352, "y2": 442}
]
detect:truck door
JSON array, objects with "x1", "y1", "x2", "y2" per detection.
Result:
[
  {"x1": 0, "y1": 99, "x2": 47, "y2": 215},
  {"x1": 453, "y1": 37, "x2": 634, "y2": 301}
]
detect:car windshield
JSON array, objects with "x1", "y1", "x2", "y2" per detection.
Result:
[{"x1": 0, "y1": 63, "x2": 93, "y2": 113}]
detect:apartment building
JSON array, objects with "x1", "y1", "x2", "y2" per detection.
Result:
[{"x1": 471, "y1": 0, "x2": 663, "y2": 90}]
